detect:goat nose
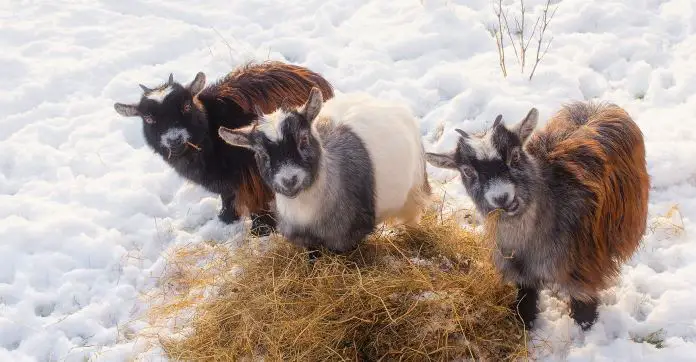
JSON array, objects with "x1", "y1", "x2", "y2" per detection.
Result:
[
  {"x1": 282, "y1": 175, "x2": 298, "y2": 189},
  {"x1": 493, "y1": 193, "x2": 510, "y2": 207}
]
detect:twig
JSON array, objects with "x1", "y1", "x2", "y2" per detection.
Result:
[
  {"x1": 518, "y1": 0, "x2": 526, "y2": 72},
  {"x1": 491, "y1": 0, "x2": 557, "y2": 80},
  {"x1": 494, "y1": 0, "x2": 507, "y2": 77},
  {"x1": 501, "y1": 9, "x2": 520, "y2": 65},
  {"x1": 186, "y1": 141, "x2": 202, "y2": 151},
  {"x1": 528, "y1": 0, "x2": 557, "y2": 80}
]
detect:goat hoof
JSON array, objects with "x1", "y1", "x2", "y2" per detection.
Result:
[
  {"x1": 308, "y1": 249, "x2": 322, "y2": 263},
  {"x1": 513, "y1": 285, "x2": 539, "y2": 330},
  {"x1": 249, "y1": 213, "x2": 276, "y2": 237},
  {"x1": 218, "y1": 208, "x2": 240, "y2": 224},
  {"x1": 570, "y1": 298, "x2": 598, "y2": 331}
]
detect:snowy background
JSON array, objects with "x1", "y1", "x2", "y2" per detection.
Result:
[{"x1": 1, "y1": 0, "x2": 695, "y2": 360}]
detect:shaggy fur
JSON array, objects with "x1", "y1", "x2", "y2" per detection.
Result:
[
  {"x1": 426, "y1": 102, "x2": 649, "y2": 330},
  {"x1": 113, "y1": 62, "x2": 334, "y2": 234},
  {"x1": 219, "y1": 88, "x2": 431, "y2": 255}
]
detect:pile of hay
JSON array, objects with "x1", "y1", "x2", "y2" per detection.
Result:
[{"x1": 142, "y1": 210, "x2": 527, "y2": 361}]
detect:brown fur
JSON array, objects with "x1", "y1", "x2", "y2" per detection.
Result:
[
  {"x1": 211, "y1": 61, "x2": 334, "y2": 114},
  {"x1": 527, "y1": 103, "x2": 650, "y2": 299},
  {"x1": 235, "y1": 166, "x2": 275, "y2": 216}
]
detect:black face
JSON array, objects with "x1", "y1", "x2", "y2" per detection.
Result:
[
  {"x1": 114, "y1": 72, "x2": 209, "y2": 162},
  {"x1": 250, "y1": 111, "x2": 321, "y2": 198},
  {"x1": 136, "y1": 85, "x2": 208, "y2": 160},
  {"x1": 454, "y1": 124, "x2": 536, "y2": 218}
]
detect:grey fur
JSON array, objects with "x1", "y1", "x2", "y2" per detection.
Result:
[
  {"x1": 427, "y1": 104, "x2": 649, "y2": 330},
  {"x1": 280, "y1": 126, "x2": 375, "y2": 253},
  {"x1": 219, "y1": 88, "x2": 376, "y2": 254},
  {"x1": 426, "y1": 110, "x2": 584, "y2": 295}
]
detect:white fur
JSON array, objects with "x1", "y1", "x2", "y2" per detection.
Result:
[
  {"x1": 258, "y1": 109, "x2": 287, "y2": 141},
  {"x1": 484, "y1": 180, "x2": 515, "y2": 207},
  {"x1": 274, "y1": 164, "x2": 309, "y2": 190},
  {"x1": 275, "y1": 164, "x2": 327, "y2": 226},
  {"x1": 467, "y1": 131, "x2": 500, "y2": 160},
  {"x1": 146, "y1": 86, "x2": 173, "y2": 103},
  {"x1": 160, "y1": 128, "x2": 190, "y2": 148},
  {"x1": 315, "y1": 93, "x2": 425, "y2": 223}
]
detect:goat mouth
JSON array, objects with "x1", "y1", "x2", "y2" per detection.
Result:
[
  {"x1": 505, "y1": 199, "x2": 521, "y2": 214},
  {"x1": 276, "y1": 187, "x2": 302, "y2": 199},
  {"x1": 166, "y1": 142, "x2": 202, "y2": 159}
]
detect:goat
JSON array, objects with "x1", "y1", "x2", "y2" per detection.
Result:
[
  {"x1": 425, "y1": 102, "x2": 649, "y2": 330},
  {"x1": 217, "y1": 87, "x2": 431, "y2": 256},
  {"x1": 113, "y1": 61, "x2": 334, "y2": 235}
]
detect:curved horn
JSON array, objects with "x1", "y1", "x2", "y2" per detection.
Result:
[
  {"x1": 492, "y1": 114, "x2": 503, "y2": 128},
  {"x1": 454, "y1": 128, "x2": 469, "y2": 139},
  {"x1": 168, "y1": 73, "x2": 174, "y2": 85},
  {"x1": 139, "y1": 84, "x2": 151, "y2": 93}
]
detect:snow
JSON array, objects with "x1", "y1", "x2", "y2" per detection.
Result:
[{"x1": 1, "y1": 0, "x2": 695, "y2": 360}]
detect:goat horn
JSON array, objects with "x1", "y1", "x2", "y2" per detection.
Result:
[
  {"x1": 492, "y1": 114, "x2": 504, "y2": 128},
  {"x1": 454, "y1": 128, "x2": 469, "y2": 139},
  {"x1": 168, "y1": 73, "x2": 174, "y2": 85}
]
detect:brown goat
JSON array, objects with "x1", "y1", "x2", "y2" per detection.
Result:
[
  {"x1": 425, "y1": 102, "x2": 649, "y2": 330},
  {"x1": 114, "y1": 61, "x2": 334, "y2": 235}
]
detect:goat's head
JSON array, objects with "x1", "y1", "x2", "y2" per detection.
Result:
[
  {"x1": 426, "y1": 108, "x2": 539, "y2": 217},
  {"x1": 218, "y1": 87, "x2": 324, "y2": 198},
  {"x1": 113, "y1": 72, "x2": 207, "y2": 159}
]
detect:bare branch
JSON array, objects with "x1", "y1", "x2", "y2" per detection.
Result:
[
  {"x1": 528, "y1": 0, "x2": 557, "y2": 80},
  {"x1": 519, "y1": 0, "x2": 526, "y2": 72},
  {"x1": 501, "y1": 9, "x2": 520, "y2": 65},
  {"x1": 491, "y1": 0, "x2": 558, "y2": 80},
  {"x1": 524, "y1": 16, "x2": 541, "y2": 52},
  {"x1": 494, "y1": 0, "x2": 507, "y2": 77}
]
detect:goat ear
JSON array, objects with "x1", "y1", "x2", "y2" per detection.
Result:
[
  {"x1": 511, "y1": 108, "x2": 538, "y2": 143},
  {"x1": 139, "y1": 84, "x2": 151, "y2": 93},
  {"x1": 454, "y1": 128, "x2": 469, "y2": 139},
  {"x1": 218, "y1": 126, "x2": 254, "y2": 150},
  {"x1": 114, "y1": 103, "x2": 140, "y2": 117},
  {"x1": 188, "y1": 72, "x2": 206, "y2": 95},
  {"x1": 425, "y1": 151, "x2": 458, "y2": 170},
  {"x1": 302, "y1": 87, "x2": 324, "y2": 123}
]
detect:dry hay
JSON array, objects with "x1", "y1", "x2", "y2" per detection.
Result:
[{"x1": 142, "y1": 209, "x2": 527, "y2": 361}]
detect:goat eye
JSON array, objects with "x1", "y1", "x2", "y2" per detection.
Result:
[
  {"x1": 143, "y1": 115, "x2": 155, "y2": 124},
  {"x1": 509, "y1": 148, "x2": 521, "y2": 166},
  {"x1": 461, "y1": 165, "x2": 477, "y2": 180},
  {"x1": 183, "y1": 102, "x2": 192, "y2": 114},
  {"x1": 298, "y1": 134, "x2": 310, "y2": 150}
]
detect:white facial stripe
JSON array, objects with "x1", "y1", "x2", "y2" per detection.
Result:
[
  {"x1": 160, "y1": 128, "x2": 190, "y2": 148},
  {"x1": 466, "y1": 131, "x2": 500, "y2": 160},
  {"x1": 274, "y1": 164, "x2": 308, "y2": 189},
  {"x1": 146, "y1": 86, "x2": 173, "y2": 103},
  {"x1": 258, "y1": 109, "x2": 288, "y2": 141},
  {"x1": 485, "y1": 180, "x2": 515, "y2": 207}
]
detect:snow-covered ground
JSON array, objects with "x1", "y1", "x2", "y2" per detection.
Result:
[{"x1": 1, "y1": 0, "x2": 695, "y2": 360}]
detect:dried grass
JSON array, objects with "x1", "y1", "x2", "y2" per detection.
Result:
[{"x1": 141, "y1": 209, "x2": 527, "y2": 361}]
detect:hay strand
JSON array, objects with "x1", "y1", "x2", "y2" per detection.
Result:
[{"x1": 142, "y1": 209, "x2": 527, "y2": 361}]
